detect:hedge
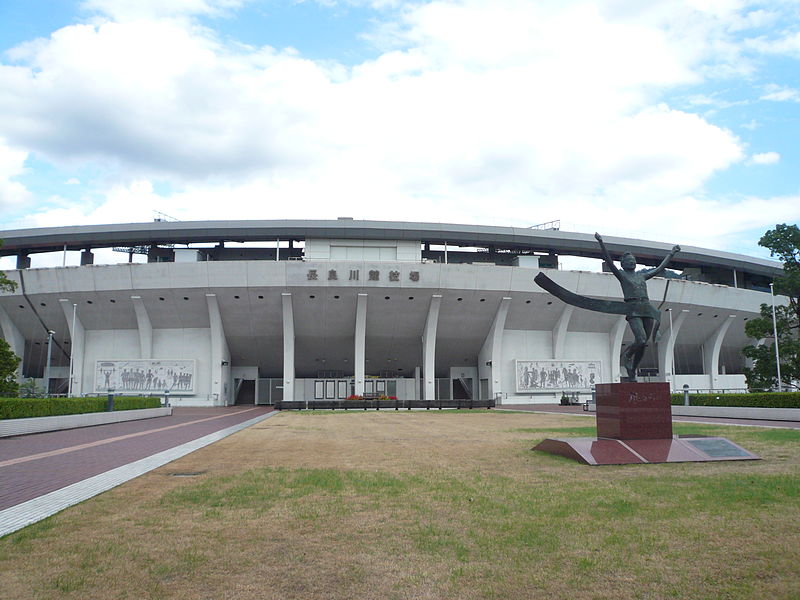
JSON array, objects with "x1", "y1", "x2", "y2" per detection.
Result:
[
  {"x1": 670, "y1": 392, "x2": 800, "y2": 409},
  {"x1": 0, "y1": 396, "x2": 162, "y2": 420}
]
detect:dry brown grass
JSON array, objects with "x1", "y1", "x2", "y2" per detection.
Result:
[{"x1": 1, "y1": 410, "x2": 798, "y2": 600}]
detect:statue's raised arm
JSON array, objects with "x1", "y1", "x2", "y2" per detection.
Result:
[
  {"x1": 644, "y1": 244, "x2": 681, "y2": 280},
  {"x1": 594, "y1": 232, "x2": 621, "y2": 278}
]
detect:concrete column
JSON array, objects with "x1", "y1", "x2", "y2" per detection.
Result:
[
  {"x1": 422, "y1": 294, "x2": 442, "y2": 401},
  {"x1": 609, "y1": 316, "x2": 627, "y2": 383},
  {"x1": 281, "y1": 293, "x2": 295, "y2": 402},
  {"x1": 354, "y1": 293, "x2": 368, "y2": 396},
  {"x1": 0, "y1": 305, "x2": 25, "y2": 380},
  {"x1": 657, "y1": 309, "x2": 689, "y2": 389},
  {"x1": 552, "y1": 305, "x2": 574, "y2": 359},
  {"x1": 16, "y1": 254, "x2": 30, "y2": 269},
  {"x1": 59, "y1": 299, "x2": 85, "y2": 396},
  {"x1": 130, "y1": 296, "x2": 152, "y2": 359},
  {"x1": 206, "y1": 294, "x2": 230, "y2": 406},
  {"x1": 479, "y1": 297, "x2": 511, "y2": 398},
  {"x1": 80, "y1": 249, "x2": 94, "y2": 265},
  {"x1": 703, "y1": 315, "x2": 736, "y2": 388}
]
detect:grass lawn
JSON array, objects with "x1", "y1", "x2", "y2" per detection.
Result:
[{"x1": 1, "y1": 410, "x2": 798, "y2": 599}]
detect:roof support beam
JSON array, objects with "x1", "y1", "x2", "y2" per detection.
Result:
[
  {"x1": 59, "y1": 299, "x2": 85, "y2": 396},
  {"x1": 131, "y1": 296, "x2": 152, "y2": 359},
  {"x1": 281, "y1": 293, "x2": 295, "y2": 402},
  {"x1": 479, "y1": 297, "x2": 511, "y2": 400},
  {"x1": 552, "y1": 305, "x2": 574, "y2": 359},
  {"x1": 206, "y1": 294, "x2": 230, "y2": 406},
  {"x1": 658, "y1": 309, "x2": 689, "y2": 390},
  {"x1": 609, "y1": 316, "x2": 627, "y2": 383},
  {"x1": 354, "y1": 294, "x2": 368, "y2": 397},
  {"x1": 422, "y1": 295, "x2": 442, "y2": 401},
  {"x1": 704, "y1": 315, "x2": 737, "y2": 387}
]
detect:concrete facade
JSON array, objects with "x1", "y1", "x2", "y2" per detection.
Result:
[{"x1": 0, "y1": 220, "x2": 781, "y2": 405}]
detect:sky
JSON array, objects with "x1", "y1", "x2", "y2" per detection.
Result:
[{"x1": 0, "y1": 0, "x2": 798, "y2": 269}]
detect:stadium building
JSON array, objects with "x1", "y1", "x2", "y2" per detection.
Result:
[{"x1": 0, "y1": 219, "x2": 782, "y2": 406}]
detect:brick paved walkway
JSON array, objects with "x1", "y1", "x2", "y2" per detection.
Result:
[{"x1": 0, "y1": 406, "x2": 274, "y2": 512}]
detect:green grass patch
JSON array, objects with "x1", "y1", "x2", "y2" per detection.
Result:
[{"x1": 2, "y1": 412, "x2": 799, "y2": 600}]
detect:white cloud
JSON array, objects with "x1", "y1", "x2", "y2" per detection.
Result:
[
  {"x1": 749, "y1": 151, "x2": 780, "y2": 165},
  {"x1": 1, "y1": 0, "x2": 794, "y2": 259},
  {"x1": 760, "y1": 86, "x2": 800, "y2": 102},
  {"x1": 0, "y1": 139, "x2": 30, "y2": 208},
  {"x1": 65, "y1": 177, "x2": 81, "y2": 185},
  {"x1": 80, "y1": 0, "x2": 245, "y2": 20}
]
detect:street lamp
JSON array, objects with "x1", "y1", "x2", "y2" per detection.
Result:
[
  {"x1": 769, "y1": 283, "x2": 782, "y2": 392},
  {"x1": 44, "y1": 330, "x2": 55, "y2": 398}
]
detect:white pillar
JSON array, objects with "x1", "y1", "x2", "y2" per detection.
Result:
[
  {"x1": 552, "y1": 305, "x2": 574, "y2": 359},
  {"x1": 206, "y1": 294, "x2": 229, "y2": 406},
  {"x1": 703, "y1": 315, "x2": 736, "y2": 389},
  {"x1": 609, "y1": 316, "x2": 627, "y2": 383},
  {"x1": 59, "y1": 299, "x2": 86, "y2": 396},
  {"x1": 281, "y1": 293, "x2": 295, "y2": 401},
  {"x1": 130, "y1": 296, "x2": 152, "y2": 359},
  {"x1": 422, "y1": 294, "x2": 442, "y2": 401},
  {"x1": 657, "y1": 309, "x2": 689, "y2": 389},
  {"x1": 354, "y1": 293, "x2": 368, "y2": 396},
  {"x1": 479, "y1": 297, "x2": 511, "y2": 398},
  {"x1": 0, "y1": 305, "x2": 25, "y2": 381}
]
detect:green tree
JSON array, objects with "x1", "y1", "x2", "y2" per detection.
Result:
[
  {"x1": 743, "y1": 224, "x2": 800, "y2": 391},
  {"x1": 0, "y1": 339, "x2": 21, "y2": 397},
  {"x1": 0, "y1": 240, "x2": 16, "y2": 293}
]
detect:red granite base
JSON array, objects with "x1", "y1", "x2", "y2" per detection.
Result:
[
  {"x1": 533, "y1": 382, "x2": 759, "y2": 465},
  {"x1": 595, "y1": 381, "x2": 672, "y2": 440},
  {"x1": 533, "y1": 436, "x2": 759, "y2": 465}
]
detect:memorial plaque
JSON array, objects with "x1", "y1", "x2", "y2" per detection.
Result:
[{"x1": 686, "y1": 438, "x2": 752, "y2": 458}]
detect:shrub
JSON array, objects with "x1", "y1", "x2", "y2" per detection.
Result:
[
  {"x1": 670, "y1": 392, "x2": 800, "y2": 409},
  {"x1": 0, "y1": 396, "x2": 162, "y2": 420}
]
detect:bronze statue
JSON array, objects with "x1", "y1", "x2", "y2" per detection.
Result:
[{"x1": 534, "y1": 233, "x2": 680, "y2": 381}]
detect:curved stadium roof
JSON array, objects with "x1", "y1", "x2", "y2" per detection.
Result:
[{"x1": 0, "y1": 219, "x2": 782, "y2": 278}]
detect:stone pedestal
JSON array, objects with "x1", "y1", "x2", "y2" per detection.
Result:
[
  {"x1": 533, "y1": 382, "x2": 760, "y2": 466},
  {"x1": 595, "y1": 382, "x2": 672, "y2": 440}
]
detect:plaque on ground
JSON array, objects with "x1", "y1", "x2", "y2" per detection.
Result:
[{"x1": 533, "y1": 382, "x2": 760, "y2": 466}]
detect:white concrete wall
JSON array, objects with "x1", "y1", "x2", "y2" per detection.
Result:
[
  {"x1": 305, "y1": 239, "x2": 421, "y2": 262},
  {"x1": 232, "y1": 366, "x2": 259, "y2": 380},
  {"x1": 83, "y1": 328, "x2": 215, "y2": 405},
  {"x1": 500, "y1": 330, "x2": 610, "y2": 404},
  {"x1": 673, "y1": 373, "x2": 746, "y2": 392}
]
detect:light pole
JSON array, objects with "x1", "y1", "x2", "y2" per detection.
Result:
[
  {"x1": 44, "y1": 330, "x2": 55, "y2": 397},
  {"x1": 769, "y1": 283, "x2": 782, "y2": 392}
]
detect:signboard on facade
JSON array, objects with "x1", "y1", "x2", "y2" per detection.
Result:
[
  {"x1": 515, "y1": 359, "x2": 600, "y2": 392},
  {"x1": 95, "y1": 359, "x2": 196, "y2": 394}
]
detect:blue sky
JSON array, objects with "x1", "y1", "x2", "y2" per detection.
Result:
[{"x1": 0, "y1": 0, "x2": 798, "y2": 268}]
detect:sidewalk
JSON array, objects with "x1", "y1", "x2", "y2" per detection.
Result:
[{"x1": 0, "y1": 406, "x2": 275, "y2": 536}]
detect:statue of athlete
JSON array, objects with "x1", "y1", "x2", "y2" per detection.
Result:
[
  {"x1": 594, "y1": 233, "x2": 680, "y2": 379},
  {"x1": 534, "y1": 233, "x2": 680, "y2": 381}
]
